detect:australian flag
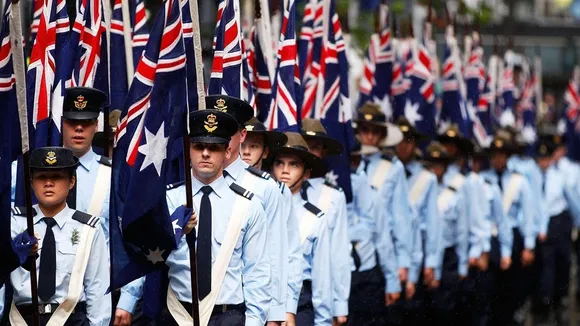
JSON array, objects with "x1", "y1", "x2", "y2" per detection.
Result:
[
  {"x1": 496, "y1": 49, "x2": 516, "y2": 128},
  {"x1": 111, "y1": 0, "x2": 190, "y2": 289},
  {"x1": 563, "y1": 66, "x2": 580, "y2": 161},
  {"x1": 247, "y1": 24, "x2": 272, "y2": 116},
  {"x1": 464, "y1": 32, "x2": 490, "y2": 146},
  {"x1": 299, "y1": 0, "x2": 323, "y2": 119}
]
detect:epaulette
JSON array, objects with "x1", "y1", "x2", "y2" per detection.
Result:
[
  {"x1": 11, "y1": 206, "x2": 37, "y2": 217},
  {"x1": 246, "y1": 166, "x2": 271, "y2": 180},
  {"x1": 447, "y1": 186, "x2": 457, "y2": 192},
  {"x1": 276, "y1": 180, "x2": 286, "y2": 193},
  {"x1": 71, "y1": 211, "x2": 99, "y2": 228},
  {"x1": 166, "y1": 181, "x2": 185, "y2": 190},
  {"x1": 381, "y1": 153, "x2": 393, "y2": 162},
  {"x1": 229, "y1": 183, "x2": 254, "y2": 200},
  {"x1": 304, "y1": 202, "x2": 324, "y2": 218},
  {"x1": 98, "y1": 156, "x2": 112, "y2": 167},
  {"x1": 323, "y1": 180, "x2": 342, "y2": 191}
]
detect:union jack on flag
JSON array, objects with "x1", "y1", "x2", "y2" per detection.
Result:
[
  {"x1": 247, "y1": 24, "x2": 273, "y2": 116},
  {"x1": 463, "y1": 33, "x2": 490, "y2": 146},
  {"x1": 496, "y1": 49, "x2": 516, "y2": 127},
  {"x1": 111, "y1": 0, "x2": 190, "y2": 289},
  {"x1": 299, "y1": 0, "x2": 324, "y2": 119},
  {"x1": 29, "y1": 0, "x2": 44, "y2": 49}
]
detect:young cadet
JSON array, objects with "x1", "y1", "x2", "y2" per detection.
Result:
[
  {"x1": 394, "y1": 118, "x2": 441, "y2": 325},
  {"x1": 347, "y1": 141, "x2": 394, "y2": 326},
  {"x1": 9, "y1": 147, "x2": 110, "y2": 325},
  {"x1": 480, "y1": 130, "x2": 535, "y2": 325},
  {"x1": 206, "y1": 95, "x2": 288, "y2": 324},
  {"x1": 534, "y1": 134, "x2": 580, "y2": 324},
  {"x1": 163, "y1": 110, "x2": 270, "y2": 325},
  {"x1": 271, "y1": 132, "x2": 333, "y2": 326},
  {"x1": 354, "y1": 103, "x2": 411, "y2": 306},
  {"x1": 299, "y1": 118, "x2": 350, "y2": 323},
  {"x1": 241, "y1": 117, "x2": 303, "y2": 324},
  {"x1": 470, "y1": 145, "x2": 513, "y2": 326},
  {"x1": 422, "y1": 142, "x2": 469, "y2": 324}
]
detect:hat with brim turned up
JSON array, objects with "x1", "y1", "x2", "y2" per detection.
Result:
[
  {"x1": 270, "y1": 132, "x2": 328, "y2": 178},
  {"x1": 300, "y1": 118, "x2": 344, "y2": 155},
  {"x1": 244, "y1": 117, "x2": 288, "y2": 149},
  {"x1": 354, "y1": 102, "x2": 403, "y2": 147}
]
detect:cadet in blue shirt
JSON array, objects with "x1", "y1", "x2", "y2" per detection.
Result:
[
  {"x1": 271, "y1": 132, "x2": 333, "y2": 326},
  {"x1": 355, "y1": 103, "x2": 411, "y2": 308},
  {"x1": 394, "y1": 118, "x2": 442, "y2": 325},
  {"x1": 207, "y1": 95, "x2": 289, "y2": 324},
  {"x1": 163, "y1": 110, "x2": 271, "y2": 326},
  {"x1": 534, "y1": 134, "x2": 580, "y2": 324},
  {"x1": 480, "y1": 130, "x2": 535, "y2": 325},
  {"x1": 9, "y1": 147, "x2": 110, "y2": 326},
  {"x1": 300, "y1": 118, "x2": 351, "y2": 323},
  {"x1": 422, "y1": 142, "x2": 469, "y2": 324}
]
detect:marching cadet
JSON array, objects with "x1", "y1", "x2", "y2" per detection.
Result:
[
  {"x1": 206, "y1": 95, "x2": 289, "y2": 324},
  {"x1": 241, "y1": 118, "x2": 304, "y2": 325},
  {"x1": 270, "y1": 132, "x2": 333, "y2": 326},
  {"x1": 299, "y1": 119, "x2": 351, "y2": 324},
  {"x1": 354, "y1": 103, "x2": 411, "y2": 308},
  {"x1": 422, "y1": 142, "x2": 469, "y2": 325},
  {"x1": 9, "y1": 147, "x2": 110, "y2": 325},
  {"x1": 394, "y1": 118, "x2": 441, "y2": 325},
  {"x1": 480, "y1": 130, "x2": 535, "y2": 325},
  {"x1": 346, "y1": 141, "x2": 394, "y2": 326},
  {"x1": 534, "y1": 133, "x2": 580, "y2": 324},
  {"x1": 163, "y1": 109, "x2": 271, "y2": 325},
  {"x1": 470, "y1": 145, "x2": 514, "y2": 326}
]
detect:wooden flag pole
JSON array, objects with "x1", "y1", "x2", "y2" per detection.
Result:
[
  {"x1": 121, "y1": 0, "x2": 135, "y2": 83},
  {"x1": 186, "y1": 0, "x2": 206, "y2": 324},
  {"x1": 10, "y1": 1, "x2": 40, "y2": 325}
]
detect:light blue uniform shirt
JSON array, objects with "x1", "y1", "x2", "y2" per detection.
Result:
[
  {"x1": 291, "y1": 194, "x2": 333, "y2": 326},
  {"x1": 360, "y1": 152, "x2": 413, "y2": 271},
  {"x1": 303, "y1": 177, "x2": 350, "y2": 316},
  {"x1": 482, "y1": 181, "x2": 513, "y2": 259},
  {"x1": 165, "y1": 175, "x2": 271, "y2": 326},
  {"x1": 435, "y1": 184, "x2": 469, "y2": 279},
  {"x1": 509, "y1": 156, "x2": 545, "y2": 236},
  {"x1": 444, "y1": 165, "x2": 489, "y2": 259},
  {"x1": 481, "y1": 169, "x2": 536, "y2": 249},
  {"x1": 555, "y1": 157, "x2": 580, "y2": 224},
  {"x1": 405, "y1": 161, "x2": 441, "y2": 284},
  {"x1": 10, "y1": 205, "x2": 111, "y2": 325},
  {"x1": 539, "y1": 165, "x2": 580, "y2": 233},
  {"x1": 224, "y1": 157, "x2": 287, "y2": 320},
  {"x1": 278, "y1": 183, "x2": 303, "y2": 315}
]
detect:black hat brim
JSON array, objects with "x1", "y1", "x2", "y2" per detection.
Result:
[
  {"x1": 189, "y1": 135, "x2": 231, "y2": 145},
  {"x1": 301, "y1": 133, "x2": 344, "y2": 155},
  {"x1": 63, "y1": 111, "x2": 100, "y2": 120},
  {"x1": 402, "y1": 130, "x2": 430, "y2": 142},
  {"x1": 437, "y1": 135, "x2": 475, "y2": 154},
  {"x1": 271, "y1": 146, "x2": 328, "y2": 178},
  {"x1": 247, "y1": 130, "x2": 288, "y2": 149}
]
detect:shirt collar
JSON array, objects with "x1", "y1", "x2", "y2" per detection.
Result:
[
  {"x1": 33, "y1": 204, "x2": 72, "y2": 229},
  {"x1": 78, "y1": 148, "x2": 96, "y2": 171},
  {"x1": 363, "y1": 151, "x2": 382, "y2": 160},
  {"x1": 224, "y1": 156, "x2": 246, "y2": 181},
  {"x1": 406, "y1": 160, "x2": 422, "y2": 175},
  {"x1": 191, "y1": 174, "x2": 228, "y2": 199}
]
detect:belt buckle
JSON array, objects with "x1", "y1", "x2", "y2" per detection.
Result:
[
  {"x1": 222, "y1": 305, "x2": 227, "y2": 313},
  {"x1": 39, "y1": 304, "x2": 52, "y2": 315}
]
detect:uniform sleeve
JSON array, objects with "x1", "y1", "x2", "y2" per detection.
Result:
[
  {"x1": 329, "y1": 191, "x2": 350, "y2": 317},
  {"x1": 99, "y1": 185, "x2": 111, "y2": 247},
  {"x1": 564, "y1": 182, "x2": 580, "y2": 226},
  {"x1": 375, "y1": 203, "x2": 400, "y2": 293},
  {"x1": 390, "y1": 164, "x2": 413, "y2": 269},
  {"x1": 84, "y1": 223, "x2": 112, "y2": 326},
  {"x1": 493, "y1": 186, "x2": 513, "y2": 259},
  {"x1": 242, "y1": 203, "x2": 272, "y2": 326},
  {"x1": 263, "y1": 182, "x2": 286, "y2": 321},
  {"x1": 519, "y1": 179, "x2": 536, "y2": 249},
  {"x1": 456, "y1": 192, "x2": 469, "y2": 277},
  {"x1": 116, "y1": 277, "x2": 145, "y2": 314},
  {"x1": 0, "y1": 285, "x2": 4, "y2": 319},
  {"x1": 529, "y1": 167, "x2": 547, "y2": 236},
  {"x1": 424, "y1": 178, "x2": 442, "y2": 270},
  {"x1": 466, "y1": 176, "x2": 488, "y2": 259},
  {"x1": 285, "y1": 191, "x2": 303, "y2": 314},
  {"x1": 409, "y1": 222, "x2": 423, "y2": 284},
  {"x1": 311, "y1": 218, "x2": 333, "y2": 326}
]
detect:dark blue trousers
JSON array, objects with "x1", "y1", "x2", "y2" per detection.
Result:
[
  {"x1": 347, "y1": 266, "x2": 385, "y2": 326},
  {"x1": 424, "y1": 247, "x2": 459, "y2": 325},
  {"x1": 296, "y1": 281, "x2": 314, "y2": 326}
]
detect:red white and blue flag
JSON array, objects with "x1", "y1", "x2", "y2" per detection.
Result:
[
  {"x1": 563, "y1": 67, "x2": 580, "y2": 160},
  {"x1": 299, "y1": 0, "x2": 323, "y2": 119}
]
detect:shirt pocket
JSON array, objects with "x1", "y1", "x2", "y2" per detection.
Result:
[
  {"x1": 57, "y1": 242, "x2": 77, "y2": 275},
  {"x1": 213, "y1": 221, "x2": 244, "y2": 266}
]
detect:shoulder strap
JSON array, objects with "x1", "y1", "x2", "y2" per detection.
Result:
[
  {"x1": 323, "y1": 179, "x2": 342, "y2": 191},
  {"x1": 437, "y1": 186, "x2": 457, "y2": 215},
  {"x1": 71, "y1": 211, "x2": 99, "y2": 228},
  {"x1": 502, "y1": 173, "x2": 524, "y2": 214},
  {"x1": 299, "y1": 201, "x2": 324, "y2": 244},
  {"x1": 87, "y1": 162, "x2": 111, "y2": 217},
  {"x1": 276, "y1": 180, "x2": 286, "y2": 194},
  {"x1": 370, "y1": 159, "x2": 392, "y2": 191},
  {"x1": 229, "y1": 183, "x2": 254, "y2": 200},
  {"x1": 408, "y1": 170, "x2": 431, "y2": 206},
  {"x1": 315, "y1": 182, "x2": 333, "y2": 214},
  {"x1": 11, "y1": 206, "x2": 37, "y2": 217},
  {"x1": 245, "y1": 166, "x2": 271, "y2": 180},
  {"x1": 448, "y1": 173, "x2": 465, "y2": 190},
  {"x1": 98, "y1": 155, "x2": 112, "y2": 167},
  {"x1": 304, "y1": 202, "x2": 324, "y2": 218},
  {"x1": 166, "y1": 181, "x2": 185, "y2": 190}
]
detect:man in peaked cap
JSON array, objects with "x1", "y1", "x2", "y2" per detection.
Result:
[
  {"x1": 354, "y1": 102, "x2": 412, "y2": 310},
  {"x1": 394, "y1": 117, "x2": 441, "y2": 325},
  {"x1": 480, "y1": 130, "x2": 536, "y2": 325},
  {"x1": 533, "y1": 133, "x2": 580, "y2": 324},
  {"x1": 206, "y1": 95, "x2": 291, "y2": 325},
  {"x1": 161, "y1": 109, "x2": 271, "y2": 325},
  {"x1": 270, "y1": 132, "x2": 333, "y2": 326},
  {"x1": 421, "y1": 141, "x2": 469, "y2": 325},
  {"x1": 7, "y1": 147, "x2": 110, "y2": 325},
  {"x1": 299, "y1": 118, "x2": 350, "y2": 325}
]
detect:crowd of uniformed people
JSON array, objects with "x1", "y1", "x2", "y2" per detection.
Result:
[{"x1": 1, "y1": 86, "x2": 580, "y2": 326}]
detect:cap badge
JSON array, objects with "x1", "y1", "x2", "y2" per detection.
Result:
[
  {"x1": 447, "y1": 130, "x2": 457, "y2": 137},
  {"x1": 364, "y1": 114, "x2": 373, "y2": 121},
  {"x1": 214, "y1": 98, "x2": 227, "y2": 112},
  {"x1": 204, "y1": 114, "x2": 218, "y2": 133},
  {"x1": 74, "y1": 95, "x2": 87, "y2": 110},
  {"x1": 245, "y1": 125, "x2": 254, "y2": 131},
  {"x1": 45, "y1": 151, "x2": 57, "y2": 165},
  {"x1": 400, "y1": 125, "x2": 409, "y2": 132},
  {"x1": 539, "y1": 144, "x2": 547, "y2": 154},
  {"x1": 306, "y1": 131, "x2": 316, "y2": 136},
  {"x1": 494, "y1": 139, "x2": 504, "y2": 148},
  {"x1": 432, "y1": 151, "x2": 440, "y2": 158}
]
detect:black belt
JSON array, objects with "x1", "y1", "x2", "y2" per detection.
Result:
[
  {"x1": 179, "y1": 301, "x2": 245, "y2": 316},
  {"x1": 17, "y1": 301, "x2": 87, "y2": 316}
]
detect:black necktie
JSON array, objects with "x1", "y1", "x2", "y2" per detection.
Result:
[
  {"x1": 39, "y1": 218, "x2": 57, "y2": 302},
  {"x1": 542, "y1": 173, "x2": 547, "y2": 196},
  {"x1": 496, "y1": 170, "x2": 504, "y2": 192},
  {"x1": 351, "y1": 242, "x2": 361, "y2": 272},
  {"x1": 66, "y1": 180, "x2": 77, "y2": 209},
  {"x1": 300, "y1": 181, "x2": 310, "y2": 201},
  {"x1": 363, "y1": 158, "x2": 370, "y2": 174},
  {"x1": 405, "y1": 167, "x2": 412, "y2": 179},
  {"x1": 197, "y1": 186, "x2": 213, "y2": 300}
]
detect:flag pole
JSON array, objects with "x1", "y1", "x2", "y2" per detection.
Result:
[
  {"x1": 121, "y1": 0, "x2": 134, "y2": 83},
  {"x1": 9, "y1": 1, "x2": 40, "y2": 325},
  {"x1": 187, "y1": 0, "x2": 205, "y2": 324}
]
